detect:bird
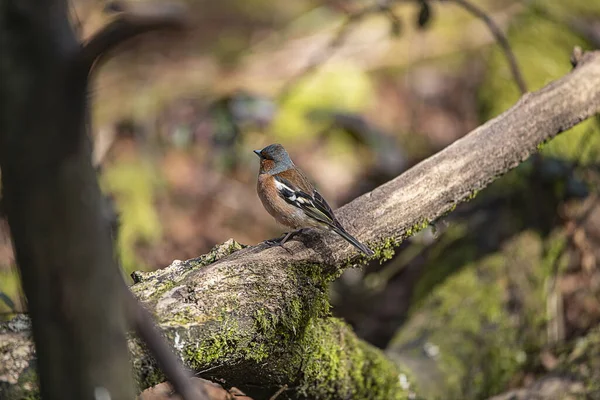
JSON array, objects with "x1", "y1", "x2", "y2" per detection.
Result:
[{"x1": 254, "y1": 143, "x2": 374, "y2": 256}]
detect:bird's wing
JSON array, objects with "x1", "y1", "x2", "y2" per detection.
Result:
[
  {"x1": 273, "y1": 169, "x2": 374, "y2": 256},
  {"x1": 273, "y1": 172, "x2": 339, "y2": 228}
]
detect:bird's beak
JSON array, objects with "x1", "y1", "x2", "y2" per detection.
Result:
[{"x1": 253, "y1": 149, "x2": 262, "y2": 158}]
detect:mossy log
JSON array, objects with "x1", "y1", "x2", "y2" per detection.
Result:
[
  {"x1": 126, "y1": 239, "x2": 415, "y2": 399},
  {"x1": 386, "y1": 230, "x2": 556, "y2": 399},
  {"x1": 2, "y1": 51, "x2": 600, "y2": 399},
  {"x1": 382, "y1": 154, "x2": 600, "y2": 399},
  {"x1": 1, "y1": 241, "x2": 415, "y2": 400}
]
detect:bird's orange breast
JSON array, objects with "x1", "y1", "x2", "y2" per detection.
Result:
[{"x1": 260, "y1": 159, "x2": 275, "y2": 173}]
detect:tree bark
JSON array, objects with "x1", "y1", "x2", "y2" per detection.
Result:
[
  {"x1": 0, "y1": 1, "x2": 202, "y2": 400},
  {"x1": 1, "y1": 50, "x2": 600, "y2": 399},
  {"x1": 0, "y1": 1, "x2": 135, "y2": 399}
]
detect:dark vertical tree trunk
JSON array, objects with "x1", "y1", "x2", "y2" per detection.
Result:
[{"x1": 0, "y1": 1, "x2": 134, "y2": 398}]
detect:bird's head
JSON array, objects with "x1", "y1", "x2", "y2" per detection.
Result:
[{"x1": 254, "y1": 144, "x2": 293, "y2": 174}]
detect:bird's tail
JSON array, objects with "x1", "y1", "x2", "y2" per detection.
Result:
[{"x1": 332, "y1": 226, "x2": 374, "y2": 256}]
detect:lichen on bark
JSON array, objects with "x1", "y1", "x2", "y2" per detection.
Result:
[{"x1": 0, "y1": 315, "x2": 38, "y2": 400}]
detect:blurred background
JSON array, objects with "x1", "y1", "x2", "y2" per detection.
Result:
[{"x1": 1, "y1": 0, "x2": 599, "y2": 397}]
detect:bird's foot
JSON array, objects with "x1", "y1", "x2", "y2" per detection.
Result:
[
  {"x1": 264, "y1": 237, "x2": 284, "y2": 246},
  {"x1": 263, "y1": 229, "x2": 306, "y2": 254},
  {"x1": 264, "y1": 238, "x2": 293, "y2": 254}
]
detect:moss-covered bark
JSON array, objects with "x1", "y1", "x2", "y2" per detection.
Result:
[
  {"x1": 386, "y1": 231, "x2": 560, "y2": 399},
  {"x1": 128, "y1": 240, "x2": 415, "y2": 399},
  {"x1": 0, "y1": 221, "x2": 594, "y2": 400},
  {"x1": 2, "y1": 241, "x2": 416, "y2": 399},
  {"x1": 0, "y1": 316, "x2": 38, "y2": 399}
]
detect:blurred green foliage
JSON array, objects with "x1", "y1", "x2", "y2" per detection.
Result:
[
  {"x1": 101, "y1": 160, "x2": 163, "y2": 275},
  {"x1": 271, "y1": 63, "x2": 375, "y2": 142},
  {"x1": 480, "y1": 0, "x2": 600, "y2": 164},
  {"x1": 0, "y1": 269, "x2": 22, "y2": 315}
]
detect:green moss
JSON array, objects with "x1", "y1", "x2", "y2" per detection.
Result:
[
  {"x1": 187, "y1": 239, "x2": 247, "y2": 269},
  {"x1": 135, "y1": 239, "x2": 413, "y2": 397},
  {"x1": 404, "y1": 220, "x2": 430, "y2": 239},
  {"x1": 443, "y1": 203, "x2": 458, "y2": 217},
  {"x1": 466, "y1": 190, "x2": 479, "y2": 202},
  {"x1": 390, "y1": 231, "x2": 551, "y2": 399},
  {"x1": 0, "y1": 268, "x2": 23, "y2": 315},
  {"x1": 177, "y1": 261, "x2": 333, "y2": 379},
  {"x1": 183, "y1": 318, "x2": 245, "y2": 369},
  {"x1": 100, "y1": 160, "x2": 163, "y2": 275},
  {"x1": 152, "y1": 280, "x2": 176, "y2": 297},
  {"x1": 537, "y1": 142, "x2": 545, "y2": 151},
  {"x1": 196, "y1": 322, "x2": 240, "y2": 364},
  {"x1": 253, "y1": 308, "x2": 272, "y2": 334},
  {"x1": 366, "y1": 237, "x2": 397, "y2": 264},
  {"x1": 272, "y1": 64, "x2": 374, "y2": 142},
  {"x1": 299, "y1": 318, "x2": 412, "y2": 399},
  {"x1": 142, "y1": 367, "x2": 166, "y2": 390},
  {"x1": 0, "y1": 364, "x2": 40, "y2": 400},
  {"x1": 169, "y1": 308, "x2": 206, "y2": 326},
  {"x1": 295, "y1": 261, "x2": 338, "y2": 285}
]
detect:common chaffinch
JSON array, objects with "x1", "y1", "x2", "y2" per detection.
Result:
[{"x1": 254, "y1": 143, "x2": 374, "y2": 256}]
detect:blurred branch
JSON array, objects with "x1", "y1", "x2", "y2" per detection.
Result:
[
  {"x1": 1, "y1": 0, "x2": 135, "y2": 397},
  {"x1": 80, "y1": 1, "x2": 187, "y2": 72},
  {"x1": 278, "y1": 0, "x2": 527, "y2": 101},
  {"x1": 268, "y1": 384, "x2": 288, "y2": 400},
  {"x1": 4, "y1": 49, "x2": 599, "y2": 399},
  {"x1": 447, "y1": 0, "x2": 528, "y2": 94},
  {"x1": 277, "y1": 3, "x2": 380, "y2": 103}
]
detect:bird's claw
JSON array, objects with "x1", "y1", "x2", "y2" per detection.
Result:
[
  {"x1": 263, "y1": 239, "x2": 293, "y2": 254},
  {"x1": 263, "y1": 230, "x2": 306, "y2": 254}
]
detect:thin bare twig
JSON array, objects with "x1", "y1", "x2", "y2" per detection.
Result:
[
  {"x1": 277, "y1": 4, "x2": 379, "y2": 103},
  {"x1": 268, "y1": 384, "x2": 288, "y2": 400},
  {"x1": 278, "y1": 0, "x2": 527, "y2": 103},
  {"x1": 446, "y1": 0, "x2": 528, "y2": 94}
]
